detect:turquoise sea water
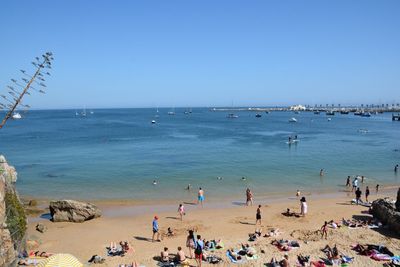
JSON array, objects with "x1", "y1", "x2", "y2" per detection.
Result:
[{"x1": 0, "y1": 108, "x2": 399, "y2": 200}]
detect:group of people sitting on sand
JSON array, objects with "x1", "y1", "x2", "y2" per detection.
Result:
[{"x1": 160, "y1": 246, "x2": 189, "y2": 265}]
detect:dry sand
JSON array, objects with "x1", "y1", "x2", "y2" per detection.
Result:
[{"x1": 26, "y1": 189, "x2": 400, "y2": 267}]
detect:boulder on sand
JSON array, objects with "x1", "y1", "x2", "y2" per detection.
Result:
[
  {"x1": 371, "y1": 197, "x2": 400, "y2": 234},
  {"x1": 49, "y1": 200, "x2": 101, "y2": 223}
]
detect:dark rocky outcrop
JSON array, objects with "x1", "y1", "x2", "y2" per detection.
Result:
[
  {"x1": 0, "y1": 155, "x2": 26, "y2": 267},
  {"x1": 49, "y1": 200, "x2": 101, "y2": 223},
  {"x1": 396, "y1": 188, "x2": 400, "y2": 212},
  {"x1": 371, "y1": 196, "x2": 400, "y2": 235}
]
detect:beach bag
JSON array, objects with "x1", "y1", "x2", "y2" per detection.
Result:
[{"x1": 195, "y1": 241, "x2": 203, "y2": 255}]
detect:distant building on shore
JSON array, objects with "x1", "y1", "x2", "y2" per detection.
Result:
[{"x1": 289, "y1": 105, "x2": 306, "y2": 111}]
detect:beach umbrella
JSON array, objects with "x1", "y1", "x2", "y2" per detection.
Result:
[{"x1": 38, "y1": 253, "x2": 83, "y2": 267}]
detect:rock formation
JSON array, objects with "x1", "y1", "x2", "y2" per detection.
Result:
[
  {"x1": 49, "y1": 199, "x2": 101, "y2": 223},
  {"x1": 371, "y1": 196, "x2": 400, "y2": 234},
  {"x1": 396, "y1": 187, "x2": 400, "y2": 212},
  {"x1": 1, "y1": 155, "x2": 25, "y2": 267}
]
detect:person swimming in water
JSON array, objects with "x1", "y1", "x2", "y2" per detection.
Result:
[
  {"x1": 153, "y1": 180, "x2": 158, "y2": 185},
  {"x1": 320, "y1": 169, "x2": 324, "y2": 176},
  {"x1": 242, "y1": 176, "x2": 246, "y2": 181},
  {"x1": 186, "y1": 184, "x2": 191, "y2": 190}
]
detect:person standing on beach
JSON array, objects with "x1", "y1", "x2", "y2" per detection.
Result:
[
  {"x1": 178, "y1": 204, "x2": 185, "y2": 221},
  {"x1": 300, "y1": 197, "x2": 308, "y2": 216},
  {"x1": 320, "y1": 169, "x2": 324, "y2": 176},
  {"x1": 365, "y1": 186, "x2": 370, "y2": 202},
  {"x1": 352, "y1": 177, "x2": 358, "y2": 192},
  {"x1": 152, "y1": 216, "x2": 160, "y2": 242},
  {"x1": 197, "y1": 188, "x2": 204, "y2": 207},
  {"x1": 296, "y1": 190, "x2": 301, "y2": 198},
  {"x1": 246, "y1": 188, "x2": 253, "y2": 206},
  {"x1": 376, "y1": 184, "x2": 380, "y2": 194},
  {"x1": 186, "y1": 230, "x2": 195, "y2": 259},
  {"x1": 355, "y1": 188, "x2": 362, "y2": 205},
  {"x1": 256, "y1": 205, "x2": 262, "y2": 225},
  {"x1": 361, "y1": 176, "x2": 365, "y2": 183},
  {"x1": 346, "y1": 176, "x2": 351, "y2": 187},
  {"x1": 194, "y1": 234, "x2": 204, "y2": 267},
  {"x1": 321, "y1": 221, "x2": 328, "y2": 240}
]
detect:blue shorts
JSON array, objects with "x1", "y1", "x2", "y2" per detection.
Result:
[{"x1": 198, "y1": 195, "x2": 204, "y2": 201}]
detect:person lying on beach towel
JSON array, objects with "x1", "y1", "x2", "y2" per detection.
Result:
[
  {"x1": 204, "y1": 239, "x2": 224, "y2": 250},
  {"x1": 88, "y1": 255, "x2": 106, "y2": 264},
  {"x1": 18, "y1": 258, "x2": 45, "y2": 266},
  {"x1": 321, "y1": 244, "x2": 341, "y2": 265},
  {"x1": 263, "y1": 228, "x2": 283, "y2": 238},
  {"x1": 297, "y1": 254, "x2": 310, "y2": 266},
  {"x1": 205, "y1": 255, "x2": 222, "y2": 264},
  {"x1": 240, "y1": 243, "x2": 257, "y2": 257},
  {"x1": 29, "y1": 251, "x2": 52, "y2": 258},
  {"x1": 271, "y1": 239, "x2": 300, "y2": 251},
  {"x1": 249, "y1": 230, "x2": 262, "y2": 241},
  {"x1": 107, "y1": 242, "x2": 125, "y2": 256}
]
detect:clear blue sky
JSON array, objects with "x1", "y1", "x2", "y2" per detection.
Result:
[{"x1": 1, "y1": 0, "x2": 399, "y2": 109}]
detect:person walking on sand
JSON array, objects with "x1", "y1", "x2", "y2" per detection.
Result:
[
  {"x1": 194, "y1": 234, "x2": 204, "y2": 267},
  {"x1": 365, "y1": 186, "x2": 370, "y2": 202},
  {"x1": 355, "y1": 187, "x2": 362, "y2": 205},
  {"x1": 152, "y1": 216, "x2": 161, "y2": 242},
  {"x1": 300, "y1": 197, "x2": 308, "y2": 216},
  {"x1": 197, "y1": 188, "x2": 204, "y2": 207},
  {"x1": 178, "y1": 204, "x2": 185, "y2": 221},
  {"x1": 246, "y1": 188, "x2": 253, "y2": 206},
  {"x1": 321, "y1": 221, "x2": 328, "y2": 240},
  {"x1": 346, "y1": 176, "x2": 351, "y2": 187},
  {"x1": 256, "y1": 205, "x2": 262, "y2": 225}
]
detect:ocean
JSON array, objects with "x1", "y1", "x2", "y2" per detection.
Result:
[{"x1": 0, "y1": 108, "x2": 399, "y2": 201}]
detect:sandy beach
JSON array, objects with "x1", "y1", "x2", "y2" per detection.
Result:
[{"x1": 26, "y1": 187, "x2": 400, "y2": 267}]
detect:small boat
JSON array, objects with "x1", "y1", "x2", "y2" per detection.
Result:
[
  {"x1": 289, "y1": 117, "x2": 297, "y2": 123},
  {"x1": 255, "y1": 114, "x2": 262, "y2": 118},
  {"x1": 265, "y1": 111, "x2": 270, "y2": 114},
  {"x1": 326, "y1": 111, "x2": 335, "y2": 116},
  {"x1": 294, "y1": 111, "x2": 300, "y2": 114},
  {"x1": 90, "y1": 110, "x2": 94, "y2": 114},
  {"x1": 354, "y1": 111, "x2": 362, "y2": 116},
  {"x1": 227, "y1": 113, "x2": 239, "y2": 118},
  {"x1": 314, "y1": 111, "x2": 320, "y2": 115},
  {"x1": 168, "y1": 108, "x2": 175, "y2": 115},
  {"x1": 361, "y1": 112, "x2": 371, "y2": 117},
  {"x1": 151, "y1": 120, "x2": 156, "y2": 124},
  {"x1": 328, "y1": 118, "x2": 332, "y2": 121},
  {"x1": 12, "y1": 112, "x2": 22, "y2": 119},
  {"x1": 340, "y1": 110, "x2": 349, "y2": 114}
]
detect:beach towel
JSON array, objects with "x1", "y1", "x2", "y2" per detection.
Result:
[
  {"x1": 311, "y1": 261, "x2": 326, "y2": 267},
  {"x1": 371, "y1": 253, "x2": 392, "y2": 261},
  {"x1": 246, "y1": 254, "x2": 259, "y2": 260},
  {"x1": 226, "y1": 251, "x2": 245, "y2": 264}
]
